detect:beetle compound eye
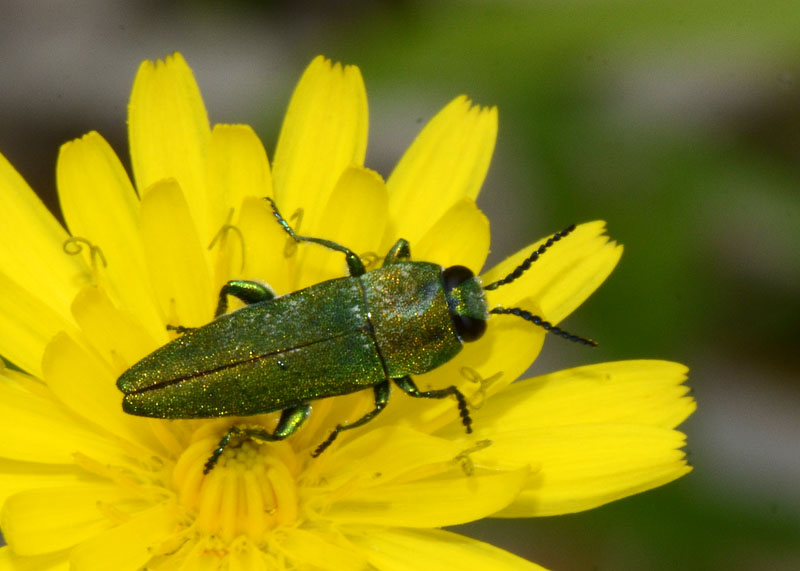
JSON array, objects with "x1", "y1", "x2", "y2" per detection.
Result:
[
  {"x1": 443, "y1": 265, "x2": 488, "y2": 343},
  {"x1": 443, "y1": 265, "x2": 475, "y2": 293},
  {"x1": 451, "y1": 313, "x2": 487, "y2": 342}
]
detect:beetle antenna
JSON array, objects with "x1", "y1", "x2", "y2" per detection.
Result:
[
  {"x1": 483, "y1": 224, "x2": 576, "y2": 291},
  {"x1": 490, "y1": 306, "x2": 597, "y2": 346}
]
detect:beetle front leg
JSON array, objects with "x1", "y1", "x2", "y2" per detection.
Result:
[
  {"x1": 215, "y1": 279, "x2": 276, "y2": 317},
  {"x1": 394, "y1": 376, "x2": 473, "y2": 434},
  {"x1": 312, "y1": 379, "x2": 391, "y2": 457},
  {"x1": 203, "y1": 404, "x2": 311, "y2": 473},
  {"x1": 383, "y1": 239, "x2": 411, "y2": 265}
]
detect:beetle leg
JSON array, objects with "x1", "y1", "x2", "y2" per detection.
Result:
[
  {"x1": 312, "y1": 379, "x2": 391, "y2": 457},
  {"x1": 166, "y1": 324, "x2": 196, "y2": 335},
  {"x1": 203, "y1": 404, "x2": 311, "y2": 473},
  {"x1": 215, "y1": 279, "x2": 276, "y2": 317},
  {"x1": 393, "y1": 376, "x2": 473, "y2": 434},
  {"x1": 383, "y1": 239, "x2": 411, "y2": 265},
  {"x1": 266, "y1": 197, "x2": 367, "y2": 277}
]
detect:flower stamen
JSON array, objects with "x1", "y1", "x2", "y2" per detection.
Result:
[
  {"x1": 460, "y1": 367, "x2": 503, "y2": 409},
  {"x1": 453, "y1": 439, "x2": 493, "y2": 476},
  {"x1": 62, "y1": 236, "x2": 107, "y2": 284},
  {"x1": 173, "y1": 429, "x2": 299, "y2": 542},
  {"x1": 208, "y1": 208, "x2": 247, "y2": 272}
]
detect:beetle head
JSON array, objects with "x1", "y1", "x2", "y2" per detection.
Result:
[{"x1": 442, "y1": 265, "x2": 488, "y2": 343}]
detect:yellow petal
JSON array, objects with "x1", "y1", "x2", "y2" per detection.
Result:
[
  {"x1": 473, "y1": 361, "x2": 694, "y2": 431},
  {"x1": 235, "y1": 196, "x2": 292, "y2": 295},
  {"x1": 0, "y1": 368, "x2": 129, "y2": 465},
  {"x1": 139, "y1": 179, "x2": 214, "y2": 327},
  {"x1": 432, "y1": 361, "x2": 693, "y2": 516},
  {"x1": 1, "y1": 484, "x2": 148, "y2": 555},
  {"x1": 207, "y1": 124, "x2": 273, "y2": 225},
  {"x1": 0, "y1": 459, "x2": 84, "y2": 511},
  {"x1": 487, "y1": 424, "x2": 691, "y2": 517},
  {"x1": 279, "y1": 527, "x2": 367, "y2": 571},
  {"x1": 483, "y1": 221, "x2": 622, "y2": 323},
  {"x1": 42, "y1": 332, "x2": 161, "y2": 455},
  {"x1": 70, "y1": 285, "x2": 162, "y2": 371},
  {"x1": 68, "y1": 503, "x2": 180, "y2": 571},
  {"x1": 272, "y1": 56, "x2": 367, "y2": 240},
  {"x1": 226, "y1": 537, "x2": 272, "y2": 571},
  {"x1": 319, "y1": 428, "x2": 528, "y2": 527},
  {"x1": 0, "y1": 546, "x2": 68, "y2": 571},
  {"x1": 295, "y1": 166, "x2": 388, "y2": 289},
  {"x1": 209, "y1": 123, "x2": 273, "y2": 204},
  {"x1": 0, "y1": 271, "x2": 77, "y2": 377},
  {"x1": 57, "y1": 132, "x2": 163, "y2": 340},
  {"x1": 176, "y1": 538, "x2": 228, "y2": 570},
  {"x1": 0, "y1": 152, "x2": 88, "y2": 325},
  {"x1": 206, "y1": 125, "x2": 274, "y2": 289},
  {"x1": 386, "y1": 96, "x2": 497, "y2": 247},
  {"x1": 414, "y1": 199, "x2": 490, "y2": 274},
  {"x1": 312, "y1": 426, "x2": 465, "y2": 487},
  {"x1": 128, "y1": 53, "x2": 213, "y2": 241},
  {"x1": 349, "y1": 527, "x2": 546, "y2": 571},
  {"x1": 325, "y1": 466, "x2": 528, "y2": 527}
]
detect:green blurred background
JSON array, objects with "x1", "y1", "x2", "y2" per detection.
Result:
[{"x1": 1, "y1": 1, "x2": 798, "y2": 569}]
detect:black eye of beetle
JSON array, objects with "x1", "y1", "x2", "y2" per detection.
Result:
[
  {"x1": 442, "y1": 265, "x2": 474, "y2": 293},
  {"x1": 442, "y1": 265, "x2": 487, "y2": 343}
]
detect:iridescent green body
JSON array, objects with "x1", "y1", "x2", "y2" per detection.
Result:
[
  {"x1": 119, "y1": 262, "x2": 465, "y2": 418},
  {"x1": 118, "y1": 198, "x2": 591, "y2": 473},
  {"x1": 118, "y1": 198, "x2": 492, "y2": 471}
]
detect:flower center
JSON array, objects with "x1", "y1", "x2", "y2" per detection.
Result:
[{"x1": 172, "y1": 422, "x2": 300, "y2": 542}]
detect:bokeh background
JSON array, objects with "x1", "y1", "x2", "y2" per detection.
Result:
[{"x1": 1, "y1": 1, "x2": 798, "y2": 569}]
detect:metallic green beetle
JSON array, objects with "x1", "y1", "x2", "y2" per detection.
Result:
[{"x1": 117, "y1": 198, "x2": 595, "y2": 472}]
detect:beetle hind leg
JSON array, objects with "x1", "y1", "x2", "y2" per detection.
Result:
[
  {"x1": 203, "y1": 404, "x2": 311, "y2": 473},
  {"x1": 394, "y1": 376, "x2": 473, "y2": 434},
  {"x1": 312, "y1": 379, "x2": 391, "y2": 457}
]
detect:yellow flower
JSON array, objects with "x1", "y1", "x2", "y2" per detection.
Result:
[{"x1": 0, "y1": 54, "x2": 694, "y2": 570}]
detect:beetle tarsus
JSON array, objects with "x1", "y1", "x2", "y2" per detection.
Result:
[
  {"x1": 393, "y1": 376, "x2": 473, "y2": 434},
  {"x1": 310, "y1": 380, "x2": 391, "y2": 457},
  {"x1": 312, "y1": 430, "x2": 339, "y2": 457},
  {"x1": 453, "y1": 389, "x2": 473, "y2": 433},
  {"x1": 204, "y1": 426, "x2": 242, "y2": 474}
]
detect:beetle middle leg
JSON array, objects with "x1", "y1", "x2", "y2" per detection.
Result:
[
  {"x1": 215, "y1": 279, "x2": 275, "y2": 317},
  {"x1": 166, "y1": 325, "x2": 197, "y2": 335},
  {"x1": 393, "y1": 376, "x2": 473, "y2": 434},
  {"x1": 312, "y1": 379, "x2": 391, "y2": 457},
  {"x1": 168, "y1": 280, "x2": 275, "y2": 335},
  {"x1": 204, "y1": 404, "x2": 311, "y2": 473}
]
